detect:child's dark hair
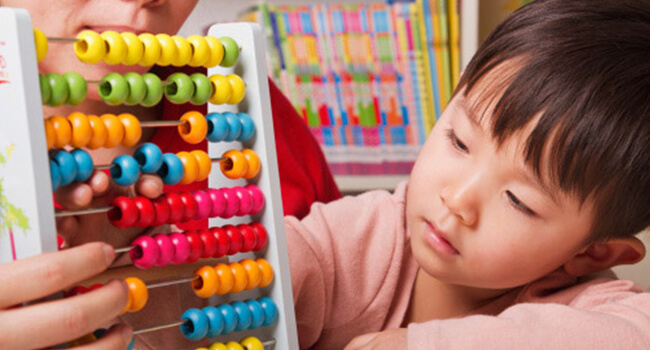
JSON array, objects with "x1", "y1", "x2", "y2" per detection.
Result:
[{"x1": 457, "y1": 0, "x2": 650, "y2": 242}]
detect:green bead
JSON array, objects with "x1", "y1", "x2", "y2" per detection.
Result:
[
  {"x1": 189, "y1": 73, "x2": 212, "y2": 105},
  {"x1": 141, "y1": 73, "x2": 163, "y2": 107},
  {"x1": 164, "y1": 72, "x2": 194, "y2": 104},
  {"x1": 219, "y1": 37, "x2": 239, "y2": 68},
  {"x1": 63, "y1": 72, "x2": 87, "y2": 106},
  {"x1": 98, "y1": 73, "x2": 128, "y2": 106},
  {"x1": 124, "y1": 72, "x2": 146, "y2": 105},
  {"x1": 39, "y1": 74, "x2": 51, "y2": 105},
  {"x1": 46, "y1": 73, "x2": 68, "y2": 107}
]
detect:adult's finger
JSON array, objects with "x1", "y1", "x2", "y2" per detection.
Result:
[
  {"x1": 0, "y1": 242, "x2": 115, "y2": 308},
  {"x1": 72, "y1": 324, "x2": 133, "y2": 350},
  {"x1": 344, "y1": 332, "x2": 380, "y2": 350},
  {"x1": 133, "y1": 174, "x2": 163, "y2": 198},
  {"x1": 54, "y1": 172, "x2": 110, "y2": 210}
]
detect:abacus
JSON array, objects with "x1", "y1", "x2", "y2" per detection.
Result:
[{"x1": 0, "y1": 7, "x2": 299, "y2": 350}]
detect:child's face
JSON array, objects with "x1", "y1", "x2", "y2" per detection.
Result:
[{"x1": 406, "y1": 81, "x2": 596, "y2": 291}]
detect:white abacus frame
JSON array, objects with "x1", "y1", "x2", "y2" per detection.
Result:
[{"x1": 0, "y1": 7, "x2": 299, "y2": 349}]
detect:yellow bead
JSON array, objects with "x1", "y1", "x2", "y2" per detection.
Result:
[
  {"x1": 177, "y1": 151, "x2": 199, "y2": 185},
  {"x1": 226, "y1": 342, "x2": 244, "y2": 350},
  {"x1": 138, "y1": 33, "x2": 161, "y2": 67},
  {"x1": 155, "y1": 33, "x2": 177, "y2": 67},
  {"x1": 241, "y1": 149, "x2": 261, "y2": 179},
  {"x1": 33, "y1": 28, "x2": 48, "y2": 62},
  {"x1": 209, "y1": 343, "x2": 228, "y2": 350},
  {"x1": 101, "y1": 114, "x2": 125, "y2": 148},
  {"x1": 214, "y1": 263, "x2": 234, "y2": 295},
  {"x1": 240, "y1": 259, "x2": 261, "y2": 290},
  {"x1": 86, "y1": 114, "x2": 107, "y2": 149},
  {"x1": 196, "y1": 348, "x2": 210, "y2": 350},
  {"x1": 191, "y1": 150, "x2": 212, "y2": 182},
  {"x1": 208, "y1": 74, "x2": 232, "y2": 105},
  {"x1": 171, "y1": 35, "x2": 192, "y2": 67},
  {"x1": 44, "y1": 118, "x2": 56, "y2": 149},
  {"x1": 229, "y1": 262, "x2": 248, "y2": 294},
  {"x1": 101, "y1": 31, "x2": 127, "y2": 65},
  {"x1": 240, "y1": 337, "x2": 265, "y2": 350},
  {"x1": 67, "y1": 112, "x2": 92, "y2": 148},
  {"x1": 257, "y1": 258, "x2": 274, "y2": 288},
  {"x1": 125, "y1": 277, "x2": 148, "y2": 312},
  {"x1": 204, "y1": 36, "x2": 224, "y2": 68},
  {"x1": 178, "y1": 111, "x2": 208, "y2": 144},
  {"x1": 75, "y1": 30, "x2": 106, "y2": 64},
  {"x1": 192, "y1": 265, "x2": 219, "y2": 298},
  {"x1": 226, "y1": 74, "x2": 246, "y2": 105},
  {"x1": 121, "y1": 32, "x2": 144, "y2": 65},
  {"x1": 187, "y1": 35, "x2": 210, "y2": 67},
  {"x1": 50, "y1": 115, "x2": 72, "y2": 148}
]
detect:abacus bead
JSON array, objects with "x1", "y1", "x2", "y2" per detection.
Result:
[
  {"x1": 214, "y1": 263, "x2": 234, "y2": 295},
  {"x1": 179, "y1": 111, "x2": 208, "y2": 145},
  {"x1": 68, "y1": 333, "x2": 96, "y2": 346},
  {"x1": 133, "y1": 196, "x2": 156, "y2": 228},
  {"x1": 86, "y1": 114, "x2": 107, "y2": 149},
  {"x1": 157, "y1": 153, "x2": 184, "y2": 185},
  {"x1": 226, "y1": 342, "x2": 244, "y2": 350},
  {"x1": 226, "y1": 74, "x2": 246, "y2": 105},
  {"x1": 192, "y1": 150, "x2": 212, "y2": 182},
  {"x1": 101, "y1": 30, "x2": 127, "y2": 65},
  {"x1": 52, "y1": 150, "x2": 77, "y2": 186},
  {"x1": 221, "y1": 187, "x2": 240, "y2": 219},
  {"x1": 209, "y1": 344, "x2": 227, "y2": 350},
  {"x1": 221, "y1": 150, "x2": 247, "y2": 180},
  {"x1": 109, "y1": 196, "x2": 139, "y2": 229},
  {"x1": 44, "y1": 119, "x2": 56, "y2": 150},
  {"x1": 208, "y1": 74, "x2": 232, "y2": 105},
  {"x1": 217, "y1": 304, "x2": 237, "y2": 334},
  {"x1": 111, "y1": 154, "x2": 140, "y2": 186},
  {"x1": 245, "y1": 300, "x2": 264, "y2": 330},
  {"x1": 171, "y1": 35, "x2": 192, "y2": 66},
  {"x1": 193, "y1": 191, "x2": 212, "y2": 220},
  {"x1": 229, "y1": 262, "x2": 248, "y2": 294},
  {"x1": 169, "y1": 231, "x2": 190, "y2": 264},
  {"x1": 203, "y1": 306, "x2": 225, "y2": 338},
  {"x1": 121, "y1": 285, "x2": 133, "y2": 314},
  {"x1": 66, "y1": 112, "x2": 91, "y2": 148},
  {"x1": 241, "y1": 149, "x2": 261, "y2": 179},
  {"x1": 190, "y1": 73, "x2": 213, "y2": 105},
  {"x1": 251, "y1": 223, "x2": 268, "y2": 251},
  {"x1": 241, "y1": 259, "x2": 261, "y2": 290},
  {"x1": 141, "y1": 73, "x2": 164, "y2": 107},
  {"x1": 155, "y1": 33, "x2": 177, "y2": 66},
  {"x1": 237, "y1": 113, "x2": 255, "y2": 142},
  {"x1": 219, "y1": 37, "x2": 239, "y2": 68},
  {"x1": 180, "y1": 308, "x2": 209, "y2": 341},
  {"x1": 125, "y1": 277, "x2": 148, "y2": 312},
  {"x1": 233, "y1": 186, "x2": 253, "y2": 217},
  {"x1": 124, "y1": 72, "x2": 146, "y2": 105},
  {"x1": 50, "y1": 160, "x2": 61, "y2": 191},
  {"x1": 185, "y1": 231, "x2": 204, "y2": 263},
  {"x1": 121, "y1": 32, "x2": 144, "y2": 65},
  {"x1": 187, "y1": 35, "x2": 210, "y2": 67},
  {"x1": 134, "y1": 142, "x2": 163, "y2": 174},
  {"x1": 207, "y1": 188, "x2": 226, "y2": 218},
  {"x1": 101, "y1": 114, "x2": 124, "y2": 148},
  {"x1": 231, "y1": 301, "x2": 252, "y2": 332},
  {"x1": 240, "y1": 337, "x2": 264, "y2": 350},
  {"x1": 47, "y1": 73, "x2": 68, "y2": 107},
  {"x1": 39, "y1": 74, "x2": 51, "y2": 105},
  {"x1": 138, "y1": 33, "x2": 162, "y2": 66},
  {"x1": 179, "y1": 192, "x2": 198, "y2": 222},
  {"x1": 224, "y1": 225, "x2": 243, "y2": 255},
  {"x1": 50, "y1": 115, "x2": 72, "y2": 148},
  {"x1": 127, "y1": 337, "x2": 135, "y2": 350},
  {"x1": 205, "y1": 112, "x2": 228, "y2": 142},
  {"x1": 165, "y1": 192, "x2": 185, "y2": 224},
  {"x1": 165, "y1": 72, "x2": 195, "y2": 105},
  {"x1": 192, "y1": 265, "x2": 218, "y2": 298},
  {"x1": 130, "y1": 235, "x2": 160, "y2": 269},
  {"x1": 210, "y1": 227, "x2": 230, "y2": 258},
  {"x1": 177, "y1": 151, "x2": 198, "y2": 185},
  {"x1": 204, "y1": 36, "x2": 224, "y2": 68},
  {"x1": 153, "y1": 234, "x2": 174, "y2": 267},
  {"x1": 99, "y1": 73, "x2": 129, "y2": 106},
  {"x1": 257, "y1": 259, "x2": 274, "y2": 288},
  {"x1": 247, "y1": 185, "x2": 265, "y2": 215},
  {"x1": 34, "y1": 28, "x2": 47, "y2": 62},
  {"x1": 63, "y1": 72, "x2": 88, "y2": 106},
  {"x1": 75, "y1": 30, "x2": 106, "y2": 64},
  {"x1": 71, "y1": 148, "x2": 93, "y2": 182},
  {"x1": 118, "y1": 113, "x2": 142, "y2": 147},
  {"x1": 237, "y1": 224, "x2": 257, "y2": 253},
  {"x1": 65, "y1": 285, "x2": 89, "y2": 297},
  {"x1": 198, "y1": 229, "x2": 218, "y2": 258},
  {"x1": 259, "y1": 297, "x2": 279, "y2": 326},
  {"x1": 223, "y1": 112, "x2": 242, "y2": 142},
  {"x1": 151, "y1": 196, "x2": 171, "y2": 226}
]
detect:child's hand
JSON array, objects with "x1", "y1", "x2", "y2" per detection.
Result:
[
  {"x1": 344, "y1": 328, "x2": 408, "y2": 350},
  {"x1": 0, "y1": 242, "x2": 132, "y2": 349}
]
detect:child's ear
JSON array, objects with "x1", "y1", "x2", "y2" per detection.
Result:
[{"x1": 563, "y1": 237, "x2": 646, "y2": 277}]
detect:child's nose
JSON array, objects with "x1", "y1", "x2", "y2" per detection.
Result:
[{"x1": 439, "y1": 178, "x2": 479, "y2": 226}]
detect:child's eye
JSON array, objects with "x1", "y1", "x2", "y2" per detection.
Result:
[
  {"x1": 506, "y1": 191, "x2": 537, "y2": 217},
  {"x1": 445, "y1": 129, "x2": 469, "y2": 152}
]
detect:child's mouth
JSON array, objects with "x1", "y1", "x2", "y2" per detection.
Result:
[{"x1": 424, "y1": 222, "x2": 460, "y2": 256}]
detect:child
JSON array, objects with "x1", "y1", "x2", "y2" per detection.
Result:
[{"x1": 285, "y1": 0, "x2": 650, "y2": 348}]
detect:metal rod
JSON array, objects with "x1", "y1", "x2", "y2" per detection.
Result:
[
  {"x1": 133, "y1": 320, "x2": 186, "y2": 335},
  {"x1": 94, "y1": 164, "x2": 113, "y2": 171},
  {"x1": 141, "y1": 120, "x2": 184, "y2": 128},
  {"x1": 55, "y1": 206, "x2": 112, "y2": 217},
  {"x1": 47, "y1": 37, "x2": 77, "y2": 43},
  {"x1": 147, "y1": 275, "x2": 198, "y2": 289},
  {"x1": 114, "y1": 247, "x2": 132, "y2": 254},
  {"x1": 88, "y1": 80, "x2": 172, "y2": 86}
]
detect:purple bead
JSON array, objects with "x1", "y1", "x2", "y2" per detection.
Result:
[
  {"x1": 193, "y1": 190, "x2": 212, "y2": 220},
  {"x1": 130, "y1": 235, "x2": 160, "y2": 269},
  {"x1": 207, "y1": 188, "x2": 226, "y2": 218},
  {"x1": 169, "y1": 232, "x2": 191, "y2": 264},
  {"x1": 233, "y1": 186, "x2": 253, "y2": 216},
  {"x1": 246, "y1": 185, "x2": 265, "y2": 215},
  {"x1": 153, "y1": 234, "x2": 174, "y2": 267},
  {"x1": 221, "y1": 187, "x2": 240, "y2": 219}
]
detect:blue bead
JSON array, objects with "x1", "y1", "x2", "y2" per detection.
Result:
[
  {"x1": 134, "y1": 142, "x2": 163, "y2": 174},
  {"x1": 180, "y1": 308, "x2": 209, "y2": 341},
  {"x1": 259, "y1": 297, "x2": 278, "y2": 327},
  {"x1": 71, "y1": 149, "x2": 93, "y2": 182},
  {"x1": 232, "y1": 301, "x2": 252, "y2": 332},
  {"x1": 223, "y1": 112, "x2": 241, "y2": 142},
  {"x1": 111, "y1": 155, "x2": 140, "y2": 187},
  {"x1": 49, "y1": 160, "x2": 61, "y2": 191},
  {"x1": 237, "y1": 113, "x2": 255, "y2": 142},
  {"x1": 52, "y1": 150, "x2": 77, "y2": 186},
  {"x1": 202, "y1": 306, "x2": 224, "y2": 338},
  {"x1": 245, "y1": 299, "x2": 264, "y2": 330},
  {"x1": 157, "y1": 153, "x2": 184, "y2": 185},
  {"x1": 206, "y1": 112, "x2": 228, "y2": 142},
  {"x1": 217, "y1": 303, "x2": 237, "y2": 335},
  {"x1": 127, "y1": 337, "x2": 135, "y2": 350}
]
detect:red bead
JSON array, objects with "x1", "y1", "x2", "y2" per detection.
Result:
[
  {"x1": 65, "y1": 285, "x2": 89, "y2": 297},
  {"x1": 130, "y1": 235, "x2": 160, "y2": 269},
  {"x1": 224, "y1": 224, "x2": 242, "y2": 255},
  {"x1": 178, "y1": 192, "x2": 198, "y2": 223},
  {"x1": 238, "y1": 224, "x2": 257, "y2": 253},
  {"x1": 151, "y1": 196, "x2": 170, "y2": 227},
  {"x1": 251, "y1": 222, "x2": 268, "y2": 251},
  {"x1": 207, "y1": 188, "x2": 226, "y2": 217},
  {"x1": 193, "y1": 190, "x2": 212, "y2": 220},
  {"x1": 210, "y1": 226, "x2": 230, "y2": 258},
  {"x1": 185, "y1": 230, "x2": 204, "y2": 263},
  {"x1": 153, "y1": 233, "x2": 174, "y2": 267},
  {"x1": 221, "y1": 187, "x2": 240, "y2": 219},
  {"x1": 109, "y1": 196, "x2": 139, "y2": 228},
  {"x1": 89, "y1": 283, "x2": 103, "y2": 291},
  {"x1": 197, "y1": 229, "x2": 218, "y2": 258},
  {"x1": 133, "y1": 197, "x2": 155, "y2": 227},
  {"x1": 247, "y1": 185, "x2": 265, "y2": 215},
  {"x1": 169, "y1": 231, "x2": 191, "y2": 264},
  {"x1": 165, "y1": 192, "x2": 185, "y2": 224},
  {"x1": 233, "y1": 186, "x2": 253, "y2": 216}
]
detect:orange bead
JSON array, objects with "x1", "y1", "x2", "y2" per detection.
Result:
[
  {"x1": 240, "y1": 259, "x2": 262, "y2": 290},
  {"x1": 229, "y1": 262, "x2": 248, "y2": 294},
  {"x1": 125, "y1": 277, "x2": 148, "y2": 312},
  {"x1": 241, "y1": 149, "x2": 261, "y2": 179},
  {"x1": 50, "y1": 115, "x2": 72, "y2": 148},
  {"x1": 68, "y1": 333, "x2": 96, "y2": 346},
  {"x1": 178, "y1": 111, "x2": 208, "y2": 144},
  {"x1": 257, "y1": 258, "x2": 274, "y2": 288},
  {"x1": 191, "y1": 150, "x2": 212, "y2": 182},
  {"x1": 44, "y1": 118, "x2": 56, "y2": 149},
  {"x1": 177, "y1": 151, "x2": 199, "y2": 185},
  {"x1": 118, "y1": 113, "x2": 142, "y2": 147},
  {"x1": 214, "y1": 263, "x2": 234, "y2": 295},
  {"x1": 192, "y1": 265, "x2": 219, "y2": 298},
  {"x1": 121, "y1": 285, "x2": 133, "y2": 314},
  {"x1": 101, "y1": 114, "x2": 125, "y2": 148},
  {"x1": 221, "y1": 149, "x2": 247, "y2": 180},
  {"x1": 67, "y1": 112, "x2": 92, "y2": 148},
  {"x1": 86, "y1": 114, "x2": 107, "y2": 149}
]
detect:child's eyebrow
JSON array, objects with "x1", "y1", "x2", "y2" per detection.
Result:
[{"x1": 457, "y1": 96, "x2": 483, "y2": 130}]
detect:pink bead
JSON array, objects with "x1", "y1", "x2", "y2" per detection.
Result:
[
  {"x1": 221, "y1": 187, "x2": 240, "y2": 219},
  {"x1": 169, "y1": 232, "x2": 191, "y2": 264},
  {"x1": 153, "y1": 233, "x2": 174, "y2": 267},
  {"x1": 207, "y1": 188, "x2": 226, "y2": 218},
  {"x1": 233, "y1": 186, "x2": 253, "y2": 216},
  {"x1": 130, "y1": 235, "x2": 160, "y2": 269},
  {"x1": 246, "y1": 185, "x2": 265, "y2": 215},
  {"x1": 193, "y1": 190, "x2": 212, "y2": 220}
]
